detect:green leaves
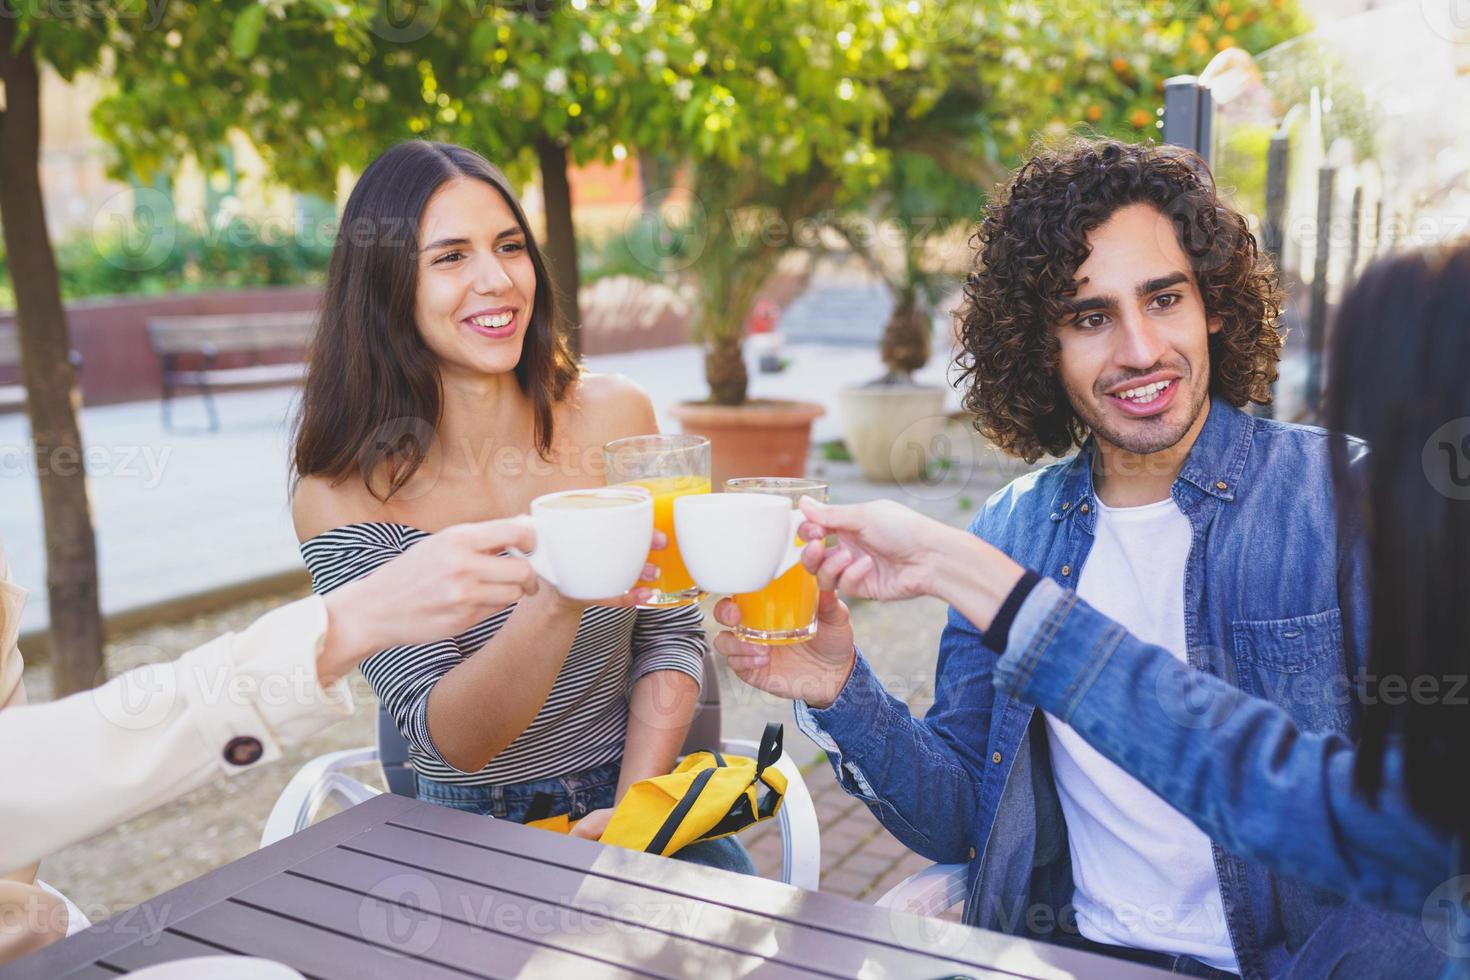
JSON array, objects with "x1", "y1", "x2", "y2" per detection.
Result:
[{"x1": 229, "y1": 4, "x2": 267, "y2": 59}]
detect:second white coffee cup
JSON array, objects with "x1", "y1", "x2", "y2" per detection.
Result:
[
  {"x1": 673, "y1": 492, "x2": 806, "y2": 594},
  {"x1": 511, "y1": 487, "x2": 654, "y2": 600}
]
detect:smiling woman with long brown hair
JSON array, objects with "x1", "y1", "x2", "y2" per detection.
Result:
[{"x1": 290, "y1": 141, "x2": 752, "y2": 872}]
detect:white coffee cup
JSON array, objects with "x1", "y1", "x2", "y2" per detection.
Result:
[
  {"x1": 510, "y1": 487, "x2": 654, "y2": 599},
  {"x1": 673, "y1": 492, "x2": 806, "y2": 594}
]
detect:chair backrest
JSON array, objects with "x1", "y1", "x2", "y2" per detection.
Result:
[
  {"x1": 377, "y1": 706, "x2": 418, "y2": 798},
  {"x1": 375, "y1": 650, "x2": 725, "y2": 798},
  {"x1": 682, "y1": 648, "x2": 723, "y2": 754}
]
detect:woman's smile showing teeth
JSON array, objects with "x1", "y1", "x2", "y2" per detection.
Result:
[{"x1": 463, "y1": 308, "x2": 517, "y2": 338}]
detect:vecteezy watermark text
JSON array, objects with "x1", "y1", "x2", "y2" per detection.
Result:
[{"x1": 0, "y1": 441, "x2": 172, "y2": 490}]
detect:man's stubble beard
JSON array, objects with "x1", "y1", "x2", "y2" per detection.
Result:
[{"x1": 1067, "y1": 366, "x2": 1210, "y2": 458}]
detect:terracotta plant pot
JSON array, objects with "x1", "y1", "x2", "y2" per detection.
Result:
[
  {"x1": 836, "y1": 384, "x2": 948, "y2": 483},
  {"x1": 668, "y1": 399, "x2": 826, "y2": 489}
]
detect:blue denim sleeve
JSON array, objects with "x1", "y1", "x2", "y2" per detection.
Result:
[
  {"x1": 996, "y1": 579, "x2": 1453, "y2": 916},
  {"x1": 792, "y1": 512, "x2": 1002, "y2": 865}
]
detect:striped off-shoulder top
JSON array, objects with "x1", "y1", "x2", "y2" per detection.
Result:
[{"x1": 301, "y1": 522, "x2": 707, "y2": 785}]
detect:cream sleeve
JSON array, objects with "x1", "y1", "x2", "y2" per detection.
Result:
[{"x1": 0, "y1": 595, "x2": 353, "y2": 875}]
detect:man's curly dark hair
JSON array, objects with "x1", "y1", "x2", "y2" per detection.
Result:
[{"x1": 954, "y1": 138, "x2": 1284, "y2": 462}]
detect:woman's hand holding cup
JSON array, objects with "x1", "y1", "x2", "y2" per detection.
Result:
[
  {"x1": 510, "y1": 487, "x2": 662, "y2": 613},
  {"x1": 531, "y1": 531, "x2": 666, "y2": 613},
  {"x1": 319, "y1": 519, "x2": 542, "y2": 683},
  {"x1": 794, "y1": 496, "x2": 947, "y2": 602},
  {"x1": 796, "y1": 496, "x2": 1027, "y2": 634}
]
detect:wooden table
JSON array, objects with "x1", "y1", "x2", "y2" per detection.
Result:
[{"x1": 13, "y1": 795, "x2": 1167, "y2": 979}]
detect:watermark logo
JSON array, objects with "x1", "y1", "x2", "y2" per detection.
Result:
[
  {"x1": 1423, "y1": 417, "x2": 1470, "y2": 501},
  {"x1": 1159, "y1": 191, "x2": 1238, "y2": 277},
  {"x1": 357, "y1": 873, "x2": 443, "y2": 954},
  {"x1": 91, "y1": 650, "x2": 179, "y2": 732},
  {"x1": 1420, "y1": 0, "x2": 1470, "y2": 44},
  {"x1": 357, "y1": 416, "x2": 440, "y2": 501},
  {"x1": 0, "y1": 441, "x2": 173, "y2": 489},
  {"x1": 883, "y1": 902, "x2": 975, "y2": 958},
  {"x1": 370, "y1": 0, "x2": 443, "y2": 42},
  {"x1": 891, "y1": 0, "x2": 975, "y2": 47},
  {"x1": 623, "y1": 189, "x2": 709, "y2": 273},
  {"x1": 0, "y1": 0, "x2": 169, "y2": 31},
  {"x1": 92, "y1": 187, "x2": 176, "y2": 273},
  {"x1": 1423, "y1": 875, "x2": 1470, "y2": 959},
  {"x1": 889, "y1": 413, "x2": 971, "y2": 502},
  {"x1": 1154, "y1": 646, "x2": 1240, "y2": 730}
]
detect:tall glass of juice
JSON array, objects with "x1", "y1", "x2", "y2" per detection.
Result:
[
  {"x1": 604, "y1": 434, "x2": 711, "y2": 607},
  {"x1": 724, "y1": 477, "x2": 829, "y2": 644}
]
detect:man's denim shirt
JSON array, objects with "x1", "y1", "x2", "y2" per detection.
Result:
[{"x1": 797, "y1": 398, "x2": 1441, "y2": 978}]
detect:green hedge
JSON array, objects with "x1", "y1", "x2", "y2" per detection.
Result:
[
  {"x1": 0, "y1": 212, "x2": 680, "y2": 311},
  {"x1": 0, "y1": 218, "x2": 334, "y2": 311}
]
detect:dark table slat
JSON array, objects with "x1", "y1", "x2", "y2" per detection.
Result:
[
  {"x1": 167, "y1": 900, "x2": 478, "y2": 980},
  {"x1": 235, "y1": 869, "x2": 687, "y2": 980},
  {"x1": 98, "y1": 930, "x2": 241, "y2": 972},
  {"x1": 18, "y1": 794, "x2": 1173, "y2": 980},
  {"x1": 325, "y1": 825, "x2": 1016, "y2": 979},
  {"x1": 8, "y1": 794, "x2": 422, "y2": 980},
  {"x1": 53, "y1": 966, "x2": 122, "y2": 980},
  {"x1": 291, "y1": 845, "x2": 844, "y2": 980},
  {"x1": 388, "y1": 802, "x2": 1131, "y2": 980}
]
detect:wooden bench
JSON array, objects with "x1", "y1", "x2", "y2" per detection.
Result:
[
  {"x1": 146, "y1": 311, "x2": 316, "y2": 431},
  {"x1": 0, "y1": 327, "x2": 83, "y2": 412}
]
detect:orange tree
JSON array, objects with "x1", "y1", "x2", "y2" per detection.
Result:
[
  {"x1": 593, "y1": 0, "x2": 1309, "y2": 405},
  {"x1": 812, "y1": 0, "x2": 1310, "y2": 391}
]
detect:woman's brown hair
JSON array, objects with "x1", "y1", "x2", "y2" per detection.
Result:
[
  {"x1": 292, "y1": 140, "x2": 577, "y2": 500},
  {"x1": 955, "y1": 138, "x2": 1284, "y2": 462}
]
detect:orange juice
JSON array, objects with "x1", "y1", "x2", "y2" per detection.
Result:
[
  {"x1": 723, "y1": 476, "x2": 827, "y2": 643},
  {"x1": 734, "y1": 559, "x2": 819, "y2": 643},
  {"x1": 622, "y1": 474, "x2": 711, "y2": 600}
]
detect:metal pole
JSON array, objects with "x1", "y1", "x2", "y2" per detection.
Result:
[
  {"x1": 1304, "y1": 166, "x2": 1336, "y2": 418},
  {"x1": 1347, "y1": 185, "x2": 1364, "y2": 282},
  {"x1": 1259, "y1": 132, "x2": 1290, "y2": 420},
  {"x1": 1196, "y1": 87, "x2": 1216, "y2": 168},
  {"x1": 1163, "y1": 76, "x2": 1202, "y2": 150},
  {"x1": 1162, "y1": 75, "x2": 1217, "y2": 167}
]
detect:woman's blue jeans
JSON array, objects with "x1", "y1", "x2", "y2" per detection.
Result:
[{"x1": 417, "y1": 759, "x2": 757, "y2": 875}]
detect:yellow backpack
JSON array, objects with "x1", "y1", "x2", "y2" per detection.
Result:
[{"x1": 527, "y1": 723, "x2": 788, "y2": 857}]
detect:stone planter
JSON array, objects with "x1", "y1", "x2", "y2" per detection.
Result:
[
  {"x1": 667, "y1": 399, "x2": 826, "y2": 489},
  {"x1": 836, "y1": 384, "x2": 948, "y2": 483}
]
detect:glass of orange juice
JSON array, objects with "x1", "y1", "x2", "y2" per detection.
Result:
[
  {"x1": 604, "y1": 434, "x2": 711, "y2": 607},
  {"x1": 724, "y1": 477, "x2": 829, "y2": 644}
]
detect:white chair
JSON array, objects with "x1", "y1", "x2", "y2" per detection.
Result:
[
  {"x1": 261, "y1": 653, "x2": 822, "y2": 890},
  {"x1": 874, "y1": 862, "x2": 969, "y2": 916},
  {"x1": 37, "y1": 880, "x2": 91, "y2": 937}
]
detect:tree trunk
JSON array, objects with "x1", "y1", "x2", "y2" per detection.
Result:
[
  {"x1": 703, "y1": 331, "x2": 748, "y2": 407},
  {"x1": 0, "y1": 27, "x2": 105, "y2": 695},
  {"x1": 637, "y1": 149, "x2": 676, "y2": 212},
  {"x1": 535, "y1": 136, "x2": 582, "y2": 359},
  {"x1": 878, "y1": 287, "x2": 932, "y2": 382}
]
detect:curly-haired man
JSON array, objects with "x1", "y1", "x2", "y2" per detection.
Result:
[{"x1": 716, "y1": 139, "x2": 1443, "y2": 977}]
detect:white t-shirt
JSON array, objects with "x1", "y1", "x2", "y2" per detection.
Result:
[{"x1": 1043, "y1": 496, "x2": 1239, "y2": 973}]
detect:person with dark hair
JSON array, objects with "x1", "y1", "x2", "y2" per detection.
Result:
[
  {"x1": 714, "y1": 139, "x2": 1444, "y2": 976},
  {"x1": 290, "y1": 141, "x2": 752, "y2": 873}
]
